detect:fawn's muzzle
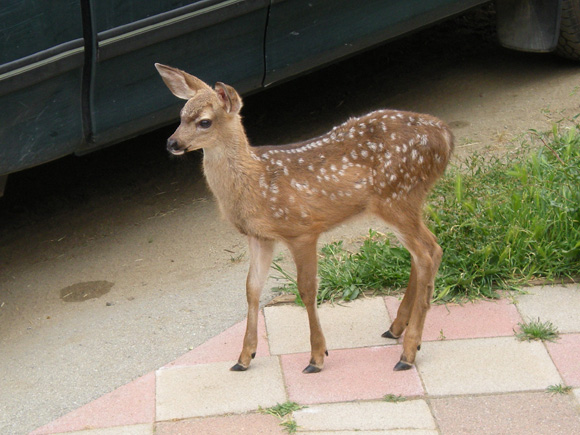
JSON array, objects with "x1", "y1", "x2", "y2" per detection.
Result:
[{"x1": 167, "y1": 138, "x2": 185, "y2": 156}]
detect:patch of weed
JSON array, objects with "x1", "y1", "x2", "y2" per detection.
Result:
[
  {"x1": 546, "y1": 384, "x2": 572, "y2": 394},
  {"x1": 280, "y1": 420, "x2": 298, "y2": 433},
  {"x1": 515, "y1": 318, "x2": 560, "y2": 342},
  {"x1": 383, "y1": 393, "x2": 407, "y2": 403},
  {"x1": 258, "y1": 402, "x2": 306, "y2": 433}
]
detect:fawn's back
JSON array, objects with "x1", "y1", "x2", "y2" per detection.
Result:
[{"x1": 230, "y1": 109, "x2": 454, "y2": 239}]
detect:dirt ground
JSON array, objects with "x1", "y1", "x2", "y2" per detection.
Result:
[{"x1": 1, "y1": 7, "x2": 579, "y2": 433}]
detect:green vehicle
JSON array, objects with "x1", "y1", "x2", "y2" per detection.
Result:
[{"x1": 0, "y1": 0, "x2": 577, "y2": 196}]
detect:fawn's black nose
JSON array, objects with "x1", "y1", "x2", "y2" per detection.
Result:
[{"x1": 166, "y1": 138, "x2": 184, "y2": 155}]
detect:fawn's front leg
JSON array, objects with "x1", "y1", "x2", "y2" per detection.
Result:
[
  {"x1": 286, "y1": 234, "x2": 327, "y2": 373},
  {"x1": 231, "y1": 236, "x2": 275, "y2": 371}
]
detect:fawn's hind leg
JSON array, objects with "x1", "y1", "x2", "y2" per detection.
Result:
[{"x1": 379, "y1": 209, "x2": 442, "y2": 370}]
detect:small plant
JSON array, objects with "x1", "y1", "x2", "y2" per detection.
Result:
[
  {"x1": 383, "y1": 393, "x2": 407, "y2": 403},
  {"x1": 438, "y1": 329, "x2": 446, "y2": 340},
  {"x1": 229, "y1": 251, "x2": 246, "y2": 263},
  {"x1": 515, "y1": 318, "x2": 560, "y2": 342},
  {"x1": 280, "y1": 419, "x2": 298, "y2": 434},
  {"x1": 258, "y1": 402, "x2": 306, "y2": 434},
  {"x1": 258, "y1": 401, "x2": 305, "y2": 418},
  {"x1": 546, "y1": 384, "x2": 572, "y2": 395}
]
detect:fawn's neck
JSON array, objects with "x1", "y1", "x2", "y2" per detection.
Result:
[{"x1": 202, "y1": 130, "x2": 263, "y2": 233}]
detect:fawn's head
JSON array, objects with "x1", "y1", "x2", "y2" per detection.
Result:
[{"x1": 155, "y1": 63, "x2": 243, "y2": 155}]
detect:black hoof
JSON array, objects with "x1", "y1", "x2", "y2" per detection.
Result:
[
  {"x1": 382, "y1": 330, "x2": 399, "y2": 339},
  {"x1": 251, "y1": 352, "x2": 256, "y2": 359},
  {"x1": 325, "y1": 350, "x2": 329, "y2": 356},
  {"x1": 393, "y1": 360, "x2": 413, "y2": 371},
  {"x1": 230, "y1": 363, "x2": 248, "y2": 371},
  {"x1": 417, "y1": 344, "x2": 421, "y2": 351},
  {"x1": 303, "y1": 364, "x2": 322, "y2": 374}
]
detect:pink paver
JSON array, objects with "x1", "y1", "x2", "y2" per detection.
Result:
[
  {"x1": 31, "y1": 372, "x2": 156, "y2": 434},
  {"x1": 165, "y1": 311, "x2": 269, "y2": 367},
  {"x1": 546, "y1": 333, "x2": 580, "y2": 387},
  {"x1": 280, "y1": 346, "x2": 424, "y2": 404},
  {"x1": 431, "y1": 391, "x2": 580, "y2": 435},
  {"x1": 384, "y1": 296, "x2": 521, "y2": 341},
  {"x1": 156, "y1": 413, "x2": 285, "y2": 434}
]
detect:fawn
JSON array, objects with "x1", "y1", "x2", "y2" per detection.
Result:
[{"x1": 155, "y1": 63, "x2": 454, "y2": 373}]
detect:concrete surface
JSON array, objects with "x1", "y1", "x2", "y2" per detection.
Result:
[{"x1": 31, "y1": 284, "x2": 580, "y2": 434}]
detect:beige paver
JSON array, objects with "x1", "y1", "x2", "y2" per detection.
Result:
[
  {"x1": 515, "y1": 284, "x2": 580, "y2": 333},
  {"x1": 156, "y1": 357, "x2": 286, "y2": 421},
  {"x1": 574, "y1": 388, "x2": 580, "y2": 404},
  {"x1": 265, "y1": 297, "x2": 393, "y2": 355},
  {"x1": 417, "y1": 336, "x2": 562, "y2": 395},
  {"x1": 293, "y1": 400, "x2": 436, "y2": 432}
]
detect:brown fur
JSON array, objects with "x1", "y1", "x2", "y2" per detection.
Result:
[{"x1": 155, "y1": 63, "x2": 454, "y2": 373}]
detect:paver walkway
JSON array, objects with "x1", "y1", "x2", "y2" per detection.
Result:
[{"x1": 31, "y1": 284, "x2": 580, "y2": 434}]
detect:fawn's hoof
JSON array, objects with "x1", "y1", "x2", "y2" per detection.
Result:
[
  {"x1": 303, "y1": 364, "x2": 322, "y2": 374},
  {"x1": 417, "y1": 344, "x2": 421, "y2": 351},
  {"x1": 393, "y1": 360, "x2": 414, "y2": 371},
  {"x1": 382, "y1": 329, "x2": 399, "y2": 339},
  {"x1": 230, "y1": 363, "x2": 249, "y2": 371}
]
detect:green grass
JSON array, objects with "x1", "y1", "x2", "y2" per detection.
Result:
[
  {"x1": 546, "y1": 384, "x2": 572, "y2": 395},
  {"x1": 515, "y1": 317, "x2": 560, "y2": 342},
  {"x1": 258, "y1": 402, "x2": 306, "y2": 433},
  {"x1": 280, "y1": 420, "x2": 298, "y2": 434},
  {"x1": 383, "y1": 393, "x2": 407, "y2": 403},
  {"x1": 258, "y1": 401, "x2": 305, "y2": 418},
  {"x1": 273, "y1": 122, "x2": 580, "y2": 304}
]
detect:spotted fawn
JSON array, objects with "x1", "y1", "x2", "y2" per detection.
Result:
[{"x1": 156, "y1": 63, "x2": 454, "y2": 373}]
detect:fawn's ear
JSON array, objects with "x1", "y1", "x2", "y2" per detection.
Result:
[
  {"x1": 155, "y1": 63, "x2": 211, "y2": 100},
  {"x1": 214, "y1": 82, "x2": 243, "y2": 114}
]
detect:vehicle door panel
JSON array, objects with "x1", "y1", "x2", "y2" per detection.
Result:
[
  {"x1": 83, "y1": 0, "x2": 269, "y2": 151},
  {"x1": 264, "y1": 0, "x2": 488, "y2": 86},
  {"x1": 0, "y1": 0, "x2": 84, "y2": 175}
]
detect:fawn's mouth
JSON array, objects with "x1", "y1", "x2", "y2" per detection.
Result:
[{"x1": 169, "y1": 148, "x2": 186, "y2": 156}]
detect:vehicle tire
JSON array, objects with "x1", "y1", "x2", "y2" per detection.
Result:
[{"x1": 557, "y1": 0, "x2": 580, "y2": 60}]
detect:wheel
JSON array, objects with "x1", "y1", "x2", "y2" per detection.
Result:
[{"x1": 557, "y1": 0, "x2": 580, "y2": 60}]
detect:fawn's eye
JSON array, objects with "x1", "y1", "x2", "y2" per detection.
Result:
[{"x1": 198, "y1": 119, "x2": 212, "y2": 129}]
